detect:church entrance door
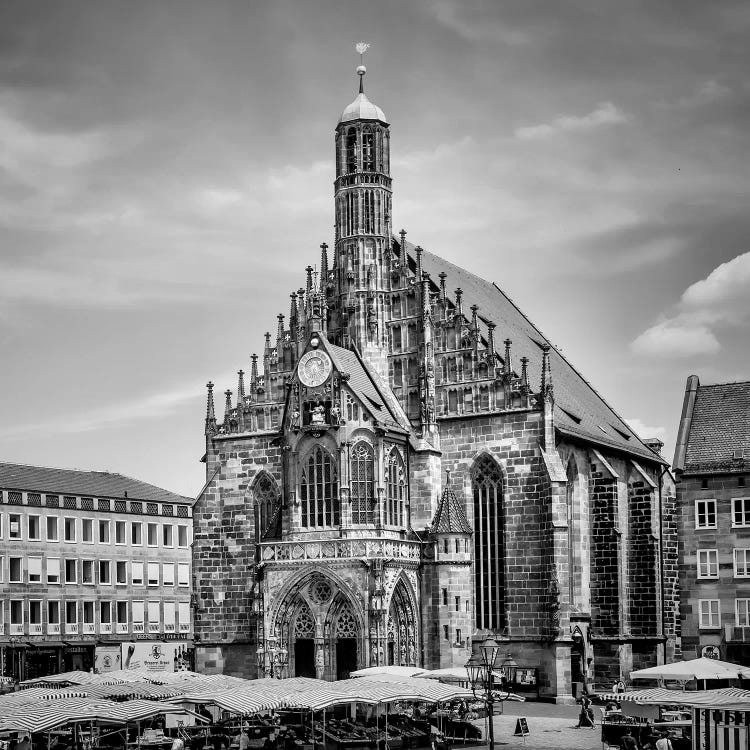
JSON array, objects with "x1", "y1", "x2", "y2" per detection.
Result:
[
  {"x1": 336, "y1": 638, "x2": 357, "y2": 679},
  {"x1": 295, "y1": 638, "x2": 316, "y2": 678}
]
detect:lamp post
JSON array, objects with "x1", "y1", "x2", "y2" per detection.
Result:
[
  {"x1": 466, "y1": 638, "x2": 513, "y2": 750},
  {"x1": 256, "y1": 634, "x2": 289, "y2": 679}
]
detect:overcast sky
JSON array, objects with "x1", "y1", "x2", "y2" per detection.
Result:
[{"x1": 1, "y1": 0, "x2": 748, "y2": 497}]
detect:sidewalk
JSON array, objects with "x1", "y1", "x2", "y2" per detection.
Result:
[{"x1": 454, "y1": 701, "x2": 602, "y2": 750}]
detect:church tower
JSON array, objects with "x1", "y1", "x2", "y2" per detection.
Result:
[{"x1": 330, "y1": 55, "x2": 392, "y2": 380}]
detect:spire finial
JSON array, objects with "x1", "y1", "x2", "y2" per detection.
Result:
[
  {"x1": 445, "y1": 468, "x2": 452, "y2": 486},
  {"x1": 205, "y1": 381, "x2": 217, "y2": 435},
  {"x1": 355, "y1": 42, "x2": 370, "y2": 94},
  {"x1": 237, "y1": 369, "x2": 245, "y2": 405}
]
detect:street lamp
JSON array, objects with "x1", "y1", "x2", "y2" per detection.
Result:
[
  {"x1": 465, "y1": 638, "x2": 513, "y2": 750},
  {"x1": 256, "y1": 634, "x2": 289, "y2": 678}
]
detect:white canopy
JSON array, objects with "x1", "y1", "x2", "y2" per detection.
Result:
[
  {"x1": 350, "y1": 666, "x2": 426, "y2": 679},
  {"x1": 630, "y1": 658, "x2": 750, "y2": 682}
]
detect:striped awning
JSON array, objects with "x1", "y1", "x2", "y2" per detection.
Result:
[{"x1": 597, "y1": 687, "x2": 750, "y2": 707}]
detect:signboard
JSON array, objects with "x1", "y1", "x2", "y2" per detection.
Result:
[
  {"x1": 95, "y1": 645, "x2": 121, "y2": 673},
  {"x1": 121, "y1": 641, "x2": 189, "y2": 673},
  {"x1": 702, "y1": 645, "x2": 721, "y2": 660},
  {"x1": 514, "y1": 718, "x2": 529, "y2": 737}
]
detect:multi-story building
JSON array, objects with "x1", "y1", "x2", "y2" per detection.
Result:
[
  {"x1": 193, "y1": 60, "x2": 678, "y2": 700},
  {"x1": 0, "y1": 462, "x2": 194, "y2": 681},
  {"x1": 674, "y1": 376, "x2": 750, "y2": 663}
]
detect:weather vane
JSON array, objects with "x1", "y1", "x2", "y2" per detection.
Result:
[{"x1": 356, "y1": 42, "x2": 370, "y2": 63}]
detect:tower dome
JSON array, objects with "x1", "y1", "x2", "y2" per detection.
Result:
[{"x1": 338, "y1": 65, "x2": 387, "y2": 124}]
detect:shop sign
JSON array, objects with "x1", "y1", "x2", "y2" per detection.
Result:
[
  {"x1": 702, "y1": 645, "x2": 721, "y2": 660},
  {"x1": 121, "y1": 641, "x2": 189, "y2": 673},
  {"x1": 95, "y1": 645, "x2": 121, "y2": 673}
]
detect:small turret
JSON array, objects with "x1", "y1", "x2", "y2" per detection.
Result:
[
  {"x1": 224, "y1": 389, "x2": 233, "y2": 423},
  {"x1": 205, "y1": 381, "x2": 217, "y2": 436},
  {"x1": 236, "y1": 370, "x2": 246, "y2": 431},
  {"x1": 250, "y1": 354, "x2": 259, "y2": 394},
  {"x1": 319, "y1": 243, "x2": 329, "y2": 292}
]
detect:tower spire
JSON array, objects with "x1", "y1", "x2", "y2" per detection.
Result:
[
  {"x1": 356, "y1": 41, "x2": 370, "y2": 94},
  {"x1": 320, "y1": 243, "x2": 329, "y2": 292},
  {"x1": 205, "y1": 381, "x2": 216, "y2": 436}
]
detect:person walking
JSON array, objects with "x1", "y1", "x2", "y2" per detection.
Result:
[
  {"x1": 619, "y1": 728, "x2": 638, "y2": 750},
  {"x1": 655, "y1": 732, "x2": 673, "y2": 750}
]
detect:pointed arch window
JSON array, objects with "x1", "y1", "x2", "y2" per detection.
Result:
[
  {"x1": 253, "y1": 472, "x2": 279, "y2": 540},
  {"x1": 362, "y1": 127, "x2": 375, "y2": 171},
  {"x1": 351, "y1": 441, "x2": 375, "y2": 525},
  {"x1": 346, "y1": 129, "x2": 357, "y2": 173},
  {"x1": 385, "y1": 449, "x2": 406, "y2": 527},
  {"x1": 472, "y1": 455, "x2": 505, "y2": 631},
  {"x1": 300, "y1": 446, "x2": 340, "y2": 528}
]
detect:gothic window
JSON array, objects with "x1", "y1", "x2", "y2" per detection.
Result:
[
  {"x1": 392, "y1": 325, "x2": 402, "y2": 353},
  {"x1": 472, "y1": 454, "x2": 505, "y2": 631},
  {"x1": 464, "y1": 387, "x2": 474, "y2": 413},
  {"x1": 363, "y1": 189, "x2": 372, "y2": 233},
  {"x1": 346, "y1": 129, "x2": 357, "y2": 173},
  {"x1": 385, "y1": 450, "x2": 406, "y2": 527},
  {"x1": 253, "y1": 472, "x2": 279, "y2": 539},
  {"x1": 362, "y1": 127, "x2": 375, "y2": 171},
  {"x1": 448, "y1": 390, "x2": 458, "y2": 412},
  {"x1": 393, "y1": 359, "x2": 403, "y2": 388},
  {"x1": 346, "y1": 394, "x2": 360, "y2": 422},
  {"x1": 376, "y1": 129, "x2": 383, "y2": 172},
  {"x1": 300, "y1": 446, "x2": 340, "y2": 528},
  {"x1": 392, "y1": 295, "x2": 402, "y2": 318},
  {"x1": 294, "y1": 606, "x2": 316, "y2": 638},
  {"x1": 479, "y1": 385, "x2": 489, "y2": 410},
  {"x1": 336, "y1": 607, "x2": 357, "y2": 637},
  {"x1": 351, "y1": 441, "x2": 375, "y2": 525}
]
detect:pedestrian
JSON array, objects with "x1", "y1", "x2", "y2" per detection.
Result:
[
  {"x1": 576, "y1": 694, "x2": 594, "y2": 728},
  {"x1": 238, "y1": 729, "x2": 250, "y2": 750},
  {"x1": 171, "y1": 737, "x2": 184, "y2": 750},
  {"x1": 16, "y1": 736, "x2": 31, "y2": 750},
  {"x1": 655, "y1": 732, "x2": 673, "y2": 750},
  {"x1": 619, "y1": 728, "x2": 638, "y2": 750}
]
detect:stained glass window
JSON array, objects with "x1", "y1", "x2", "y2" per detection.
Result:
[
  {"x1": 253, "y1": 472, "x2": 278, "y2": 537},
  {"x1": 351, "y1": 442, "x2": 374, "y2": 525},
  {"x1": 300, "y1": 446, "x2": 339, "y2": 528},
  {"x1": 385, "y1": 449, "x2": 406, "y2": 527},
  {"x1": 472, "y1": 455, "x2": 505, "y2": 631}
]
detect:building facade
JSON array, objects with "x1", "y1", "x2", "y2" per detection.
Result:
[
  {"x1": 193, "y1": 64, "x2": 678, "y2": 700},
  {"x1": 674, "y1": 376, "x2": 750, "y2": 664},
  {"x1": 0, "y1": 462, "x2": 194, "y2": 681}
]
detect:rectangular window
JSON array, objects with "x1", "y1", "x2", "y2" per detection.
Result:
[
  {"x1": 9, "y1": 513, "x2": 21, "y2": 539},
  {"x1": 100, "y1": 601, "x2": 112, "y2": 624},
  {"x1": 47, "y1": 557, "x2": 60, "y2": 584},
  {"x1": 9, "y1": 557, "x2": 22, "y2": 583},
  {"x1": 733, "y1": 498, "x2": 750, "y2": 528},
  {"x1": 162, "y1": 563, "x2": 175, "y2": 587},
  {"x1": 695, "y1": 499, "x2": 717, "y2": 529},
  {"x1": 48, "y1": 600, "x2": 60, "y2": 624},
  {"x1": 132, "y1": 561, "x2": 144, "y2": 586},
  {"x1": 147, "y1": 523, "x2": 158, "y2": 547},
  {"x1": 46, "y1": 516, "x2": 59, "y2": 541},
  {"x1": 148, "y1": 600, "x2": 160, "y2": 631},
  {"x1": 178, "y1": 563, "x2": 190, "y2": 587},
  {"x1": 443, "y1": 624, "x2": 449, "y2": 640},
  {"x1": 116, "y1": 600, "x2": 128, "y2": 632},
  {"x1": 99, "y1": 520, "x2": 110, "y2": 544},
  {"x1": 29, "y1": 601, "x2": 42, "y2": 626},
  {"x1": 178, "y1": 601, "x2": 190, "y2": 632},
  {"x1": 147, "y1": 562, "x2": 159, "y2": 586},
  {"x1": 699, "y1": 599, "x2": 720, "y2": 628},
  {"x1": 81, "y1": 518, "x2": 93, "y2": 543},
  {"x1": 441, "y1": 588, "x2": 447, "y2": 606},
  {"x1": 735, "y1": 549, "x2": 750, "y2": 578},
  {"x1": 131, "y1": 522, "x2": 142, "y2": 546},
  {"x1": 737, "y1": 599, "x2": 750, "y2": 627},
  {"x1": 28, "y1": 556, "x2": 42, "y2": 583},
  {"x1": 0, "y1": 556, "x2": 3, "y2": 582},
  {"x1": 177, "y1": 525, "x2": 189, "y2": 547},
  {"x1": 455, "y1": 596, "x2": 460, "y2": 612},
  {"x1": 28, "y1": 515, "x2": 40, "y2": 540},
  {"x1": 116, "y1": 560, "x2": 127, "y2": 585},
  {"x1": 10, "y1": 600, "x2": 24, "y2": 627},
  {"x1": 99, "y1": 560, "x2": 111, "y2": 585},
  {"x1": 65, "y1": 601, "x2": 77, "y2": 624},
  {"x1": 83, "y1": 601, "x2": 95, "y2": 627},
  {"x1": 115, "y1": 521, "x2": 126, "y2": 545},
  {"x1": 163, "y1": 525, "x2": 173, "y2": 547},
  {"x1": 65, "y1": 559, "x2": 77, "y2": 584},
  {"x1": 132, "y1": 601, "x2": 145, "y2": 631},
  {"x1": 697, "y1": 549, "x2": 719, "y2": 579},
  {"x1": 64, "y1": 517, "x2": 77, "y2": 542},
  {"x1": 456, "y1": 628, "x2": 462, "y2": 644},
  {"x1": 81, "y1": 560, "x2": 94, "y2": 585},
  {"x1": 163, "y1": 601, "x2": 176, "y2": 632}
]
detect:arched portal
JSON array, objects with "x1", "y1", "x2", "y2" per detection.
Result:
[{"x1": 386, "y1": 579, "x2": 417, "y2": 666}]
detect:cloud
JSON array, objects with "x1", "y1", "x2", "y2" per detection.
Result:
[
  {"x1": 625, "y1": 418, "x2": 666, "y2": 441},
  {"x1": 515, "y1": 102, "x2": 629, "y2": 140},
  {"x1": 631, "y1": 251, "x2": 750, "y2": 358},
  {"x1": 427, "y1": 0, "x2": 529, "y2": 44},
  {"x1": 672, "y1": 79, "x2": 732, "y2": 109}
]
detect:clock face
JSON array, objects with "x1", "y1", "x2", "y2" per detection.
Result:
[{"x1": 298, "y1": 349, "x2": 332, "y2": 387}]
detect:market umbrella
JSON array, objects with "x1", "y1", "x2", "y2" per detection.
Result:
[
  {"x1": 630, "y1": 658, "x2": 750, "y2": 682},
  {"x1": 350, "y1": 666, "x2": 426, "y2": 679}
]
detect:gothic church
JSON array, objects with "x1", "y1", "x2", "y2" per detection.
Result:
[{"x1": 193, "y1": 62, "x2": 678, "y2": 700}]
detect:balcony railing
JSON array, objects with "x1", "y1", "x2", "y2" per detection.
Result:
[
  {"x1": 133, "y1": 623, "x2": 144, "y2": 633},
  {"x1": 100, "y1": 623, "x2": 113, "y2": 634},
  {"x1": 149, "y1": 623, "x2": 160, "y2": 634},
  {"x1": 179, "y1": 623, "x2": 190, "y2": 633},
  {"x1": 116, "y1": 623, "x2": 128, "y2": 634},
  {"x1": 260, "y1": 537, "x2": 421, "y2": 564},
  {"x1": 66, "y1": 623, "x2": 78, "y2": 635},
  {"x1": 48, "y1": 623, "x2": 61, "y2": 635},
  {"x1": 10, "y1": 624, "x2": 24, "y2": 636},
  {"x1": 164, "y1": 623, "x2": 175, "y2": 633},
  {"x1": 29, "y1": 624, "x2": 43, "y2": 635},
  {"x1": 83, "y1": 623, "x2": 96, "y2": 635}
]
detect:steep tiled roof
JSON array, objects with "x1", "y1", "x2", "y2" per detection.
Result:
[
  {"x1": 402, "y1": 240, "x2": 663, "y2": 464},
  {"x1": 0, "y1": 462, "x2": 193, "y2": 504},
  {"x1": 327, "y1": 342, "x2": 411, "y2": 432},
  {"x1": 683, "y1": 381, "x2": 750, "y2": 473},
  {"x1": 431, "y1": 482, "x2": 472, "y2": 534}
]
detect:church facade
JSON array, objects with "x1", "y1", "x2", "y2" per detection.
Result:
[{"x1": 193, "y1": 65, "x2": 679, "y2": 700}]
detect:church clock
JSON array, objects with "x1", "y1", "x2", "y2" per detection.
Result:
[{"x1": 297, "y1": 350, "x2": 332, "y2": 388}]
